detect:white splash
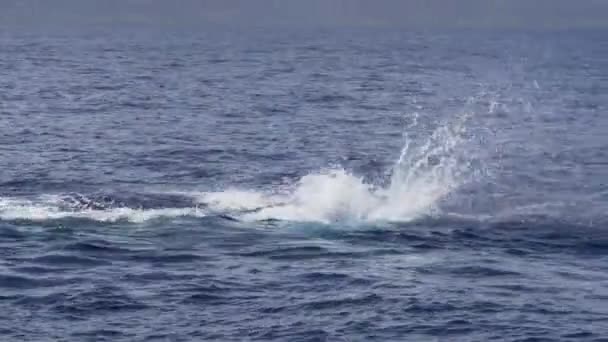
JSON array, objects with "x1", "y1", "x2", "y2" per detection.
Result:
[
  {"x1": 196, "y1": 110, "x2": 478, "y2": 224},
  {"x1": 243, "y1": 169, "x2": 382, "y2": 223},
  {"x1": 0, "y1": 196, "x2": 205, "y2": 223}
]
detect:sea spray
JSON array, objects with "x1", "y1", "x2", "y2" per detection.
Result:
[{"x1": 198, "y1": 108, "x2": 482, "y2": 223}]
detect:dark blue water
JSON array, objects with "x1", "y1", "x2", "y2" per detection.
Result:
[{"x1": 2, "y1": 29, "x2": 608, "y2": 341}]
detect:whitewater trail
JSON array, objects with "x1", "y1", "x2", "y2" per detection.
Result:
[{"x1": 0, "y1": 195, "x2": 206, "y2": 223}]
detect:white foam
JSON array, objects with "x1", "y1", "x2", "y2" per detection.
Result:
[
  {"x1": 0, "y1": 197, "x2": 205, "y2": 223},
  {"x1": 195, "y1": 189, "x2": 283, "y2": 211}
]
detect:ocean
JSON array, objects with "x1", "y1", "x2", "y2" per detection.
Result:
[{"x1": 1, "y1": 28, "x2": 608, "y2": 341}]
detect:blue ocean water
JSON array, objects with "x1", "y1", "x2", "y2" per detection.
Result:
[{"x1": 1, "y1": 28, "x2": 608, "y2": 341}]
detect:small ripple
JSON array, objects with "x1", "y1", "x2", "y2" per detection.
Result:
[
  {"x1": 504, "y1": 248, "x2": 532, "y2": 256},
  {"x1": 121, "y1": 271, "x2": 182, "y2": 283},
  {"x1": 486, "y1": 283, "x2": 537, "y2": 292},
  {"x1": 411, "y1": 242, "x2": 442, "y2": 250},
  {"x1": 299, "y1": 272, "x2": 374, "y2": 287},
  {"x1": 448, "y1": 265, "x2": 522, "y2": 277},
  {"x1": 53, "y1": 292, "x2": 148, "y2": 316},
  {"x1": 403, "y1": 300, "x2": 458, "y2": 313},
  {"x1": 129, "y1": 251, "x2": 209, "y2": 264},
  {"x1": 561, "y1": 331, "x2": 595, "y2": 339},
  {"x1": 14, "y1": 292, "x2": 67, "y2": 306},
  {"x1": 578, "y1": 238, "x2": 608, "y2": 254},
  {"x1": 300, "y1": 272, "x2": 350, "y2": 282},
  {"x1": 237, "y1": 245, "x2": 369, "y2": 261},
  {"x1": 0, "y1": 226, "x2": 26, "y2": 240},
  {"x1": 305, "y1": 94, "x2": 356, "y2": 104},
  {"x1": 0, "y1": 273, "x2": 72, "y2": 289},
  {"x1": 71, "y1": 329, "x2": 127, "y2": 341},
  {"x1": 180, "y1": 286, "x2": 258, "y2": 305},
  {"x1": 61, "y1": 240, "x2": 131, "y2": 254},
  {"x1": 238, "y1": 245, "x2": 324, "y2": 258},
  {"x1": 298, "y1": 293, "x2": 382, "y2": 311},
  {"x1": 30, "y1": 253, "x2": 110, "y2": 267},
  {"x1": 180, "y1": 293, "x2": 228, "y2": 304},
  {"x1": 252, "y1": 323, "x2": 334, "y2": 341}
]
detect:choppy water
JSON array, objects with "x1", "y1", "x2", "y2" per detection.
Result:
[{"x1": 1, "y1": 29, "x2": 608, "y2": 341}]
